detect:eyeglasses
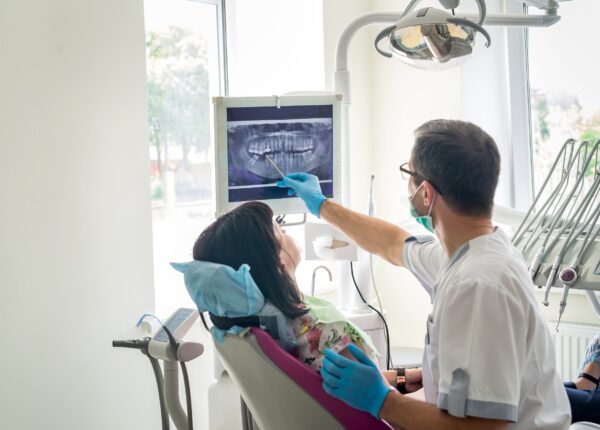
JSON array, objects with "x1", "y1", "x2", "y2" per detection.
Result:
[{"x1": 399, "y1": 163, "x2": 444, "y2": 195}]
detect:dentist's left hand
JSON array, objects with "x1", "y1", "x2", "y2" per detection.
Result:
[
  {"x1": 276, "y1": 172, "x2": 326, "y2": 217},
  {"x1": 320, "y1": 344, "x2": 395, "y2": 419}
]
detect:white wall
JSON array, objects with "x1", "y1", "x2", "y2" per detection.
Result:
[
  {"x1": 0, "y1": 1, "x2": 159, "y2": 428},
  {"x1": 365, "y1": 0, "x2": 463, "y2": 348},
  {"x1": 323, "y1": 0, "x2": 374, "y2": 209}
]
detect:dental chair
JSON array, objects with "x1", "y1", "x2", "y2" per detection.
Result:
[{"x1": 215, "y1": 327, "x2": 393, "y2": 430}]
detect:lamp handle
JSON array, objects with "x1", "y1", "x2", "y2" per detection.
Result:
[{"x1": 374, "y1": 25, "x2": 397, "y2": 58}]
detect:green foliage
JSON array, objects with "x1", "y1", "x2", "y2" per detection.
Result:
[
  {"x1": 579, "y1": 113, "x2": 600, "y2": 177},
  {"x1": 579, "y1": 114, "x2": 600, "y2": 144},
  {"x1": 146, "y1": 27, "x2": 211, "y2": 174},
  {"x1": 532, "y1": 89, "x2": 550, "y2": 142},
  {"x1": 151, "y1": 183, "x2": 164, "y2": 201}
]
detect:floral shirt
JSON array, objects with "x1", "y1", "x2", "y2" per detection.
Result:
[{"x1": 291, "y1": 296, "x2": 377, "y2": 371}]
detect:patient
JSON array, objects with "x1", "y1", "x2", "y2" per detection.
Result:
[
  {"x1": 191, "y1": 201, "x2": 397, "y2": 381},
  {"x1": 564, "y1": 333, "x2": 600, "y2": 424}
]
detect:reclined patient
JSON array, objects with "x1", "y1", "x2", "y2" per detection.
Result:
[{"x1": 184, "y1": 201, "x2": 386, "y2": 375}]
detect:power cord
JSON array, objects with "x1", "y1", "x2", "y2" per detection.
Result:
[
  {"x1": 148, "y1": 355, "x2": 170, "y2": 430},
  {"x1": 350, "y1": 261, "x2": 392, "y2": 370},
  {"x1": 369, "y1": 253, "x2": 393, "y2": 370},
  {"x1": 181, "y1": 362, "x2": 194, "y2": 430},
  {"x1": 369, "y1": 254, "x2": 385, "y2": 320}
]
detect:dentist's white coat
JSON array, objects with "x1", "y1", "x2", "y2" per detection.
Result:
[{"x1": 403, "y1": 228, "x2": 571, "y2": 430}]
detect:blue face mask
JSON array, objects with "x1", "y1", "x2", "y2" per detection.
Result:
[{"x1": 409, "y1": 183, "x2": 436, "y2": 233}]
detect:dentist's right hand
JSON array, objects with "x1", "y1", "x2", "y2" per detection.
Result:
[{"x1": 277, "y1": 172, "x2": 326, "y2": 217}]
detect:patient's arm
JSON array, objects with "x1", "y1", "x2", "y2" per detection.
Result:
[
  {"x1": 576, "y1": 360, "x2": 600, "y2": 390},
  {"x1": 339, "y1": 340, "x2": 372, "y2": 362}
]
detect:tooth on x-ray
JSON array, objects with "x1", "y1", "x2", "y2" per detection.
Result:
[{"x1": 228, "y1": 120, "x2": 333, "y2": 181}]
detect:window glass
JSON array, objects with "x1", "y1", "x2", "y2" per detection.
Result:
[
  {"x1": 144, "y1": 0, "x2": 221, "y2": 316},
  {"x1": 145, "y1": 0, "x2": 327, "y2": 315},
  {"x1": 529, "y1": 1, "x2": 600, "y2": 190},
  {"x1": 226, "y1": 0, "x2": 325, "y2": 96}
]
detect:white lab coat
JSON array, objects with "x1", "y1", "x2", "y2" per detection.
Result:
[{"x1": 403, "y1": 228, "x2": 571, "y2": 430}]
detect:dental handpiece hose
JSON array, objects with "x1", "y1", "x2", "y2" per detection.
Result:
[
  {"x1": 113, "y1": 338, "x2": 170, "y2": 430},
  {"x1": 558, "y1": 207, "x2": 600, "y2": 329},
  {"x1": 542, "y1": 175, "x2": 600, "y2": 306}
]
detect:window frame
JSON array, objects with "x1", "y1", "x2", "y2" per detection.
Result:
[
  {"x1": 189, "y1": 0, "x2": 229, "y2": 96},
  {"x1": 460, "y1": 0, "x2": 536, "y2": 211},
  {"x1": 505, "y1": 1, "x2": 535, "y2": 210}
]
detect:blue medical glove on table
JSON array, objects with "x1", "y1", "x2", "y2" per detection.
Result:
[
  {"x1": 320, "y1": 344, "x2": 394, "y2": 419},
  {"x1": 276, "y1": 172, "x2": 326, "y2": 217}
]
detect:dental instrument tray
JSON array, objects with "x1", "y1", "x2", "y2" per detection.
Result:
[
  {"x1": 513, "y1": 139, "x2": 600, "y2": 294},
  {"x1": 512, "y1": 139, "x2": 600, "y2": 325}
]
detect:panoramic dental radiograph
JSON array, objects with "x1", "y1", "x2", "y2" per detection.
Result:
[{"x1": 226, "y1": 105, "x2": 334, "y2": 202}]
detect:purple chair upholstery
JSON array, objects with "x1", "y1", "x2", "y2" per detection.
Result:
[{"x1": 250, "y1": 327, "x2": 393, "y2": 429}]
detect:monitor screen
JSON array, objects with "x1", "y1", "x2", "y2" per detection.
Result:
[
  {"x1": 214, "y1": 95, "x2": 341, "y2": 215},
  {"x1": 227, "y1": 104, "x2": 334, "y2": 202}
]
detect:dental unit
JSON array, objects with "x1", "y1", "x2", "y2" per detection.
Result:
[
  {"x1": 113, "y1": 309, "x2": 203, "y2": 430},
  {"x1": 334, "y1": 0, "x2": 564, "y2": 320}
]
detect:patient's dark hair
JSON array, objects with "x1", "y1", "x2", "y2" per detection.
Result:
[{"x1": 193, "y1": 201, "x2": 308, "y2": 319}]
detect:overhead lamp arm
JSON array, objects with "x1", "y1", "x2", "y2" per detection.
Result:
[{"x1": 336, "y1": 8, "x2": 560, "y2": 77}]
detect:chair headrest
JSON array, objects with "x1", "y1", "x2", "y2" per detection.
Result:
[{"x1": 170, "y1": 260, "x2": 265, "y2": 317}]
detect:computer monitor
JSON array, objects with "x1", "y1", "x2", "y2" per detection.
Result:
[{"x1": 213, "y1": 94, "x2": 342, "y2": 215}]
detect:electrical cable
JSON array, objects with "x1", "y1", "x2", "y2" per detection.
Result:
[
  {"x1": 369, "y1": 254, "x2": 393, "y2": 369},
  {"x1": 148, "y1": 356, "x2": 170, "y2": 430},
  {"x1": 369, "y1": 253, "x2": 385, "y2": 316},
  {"x1": 350, "y1": 261, "x2": 392, "y2": 370},
  {"x1": 180, "y1": 361, "x2": 194, "y2": 430}
]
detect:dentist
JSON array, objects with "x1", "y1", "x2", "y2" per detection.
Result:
[{"x1": 277, "y1": 119, "x2": 571, "y2": 430}]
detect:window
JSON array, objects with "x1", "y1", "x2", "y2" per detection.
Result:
[
  {"x1": 144, "y1": 0, "x2": 224, "y2": 316},
  {"x1": 528, "y1": 0, "x2": 600, "y2": 191},
  {"x1": 145, "y1": 0, "x2": 327, "y2": 315},
  {"x1": 226, "y1": 0, "x2": 325, "y2": 96}
]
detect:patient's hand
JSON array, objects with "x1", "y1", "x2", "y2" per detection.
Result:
[
  {"x1": 381, "y1": 368, "x2": 423, "y2": 392},
  {"x1": 405, "y1": 368, "x2": 423, "y2": 393}
]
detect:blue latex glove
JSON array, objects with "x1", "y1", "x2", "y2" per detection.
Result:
[
  {"x1": 276, "y1": 172, "x2": 326, "y2": 217},
  {"x1": 320, "y1": 344, "x2": 394, "y2": 419}
]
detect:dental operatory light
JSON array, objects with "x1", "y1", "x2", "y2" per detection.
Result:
[{"x1": 375, "y1": 0, "x2": 491, "y2": 70}]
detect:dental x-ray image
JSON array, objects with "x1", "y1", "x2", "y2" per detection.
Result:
[{"x1": 227, "y1": 104, "x2": 334, "y2": 202}]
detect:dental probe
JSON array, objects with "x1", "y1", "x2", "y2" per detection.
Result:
[{"x1": 265, "y1": 154, "x2": 285, "y2": 178}]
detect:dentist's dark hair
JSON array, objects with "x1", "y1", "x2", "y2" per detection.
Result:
[
  {"x1": 411, "y1": 119, "x2": 500, "y2": 217},
  {"x1": 192, "y1": 201, "x2": 308, "y2": 319}
]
